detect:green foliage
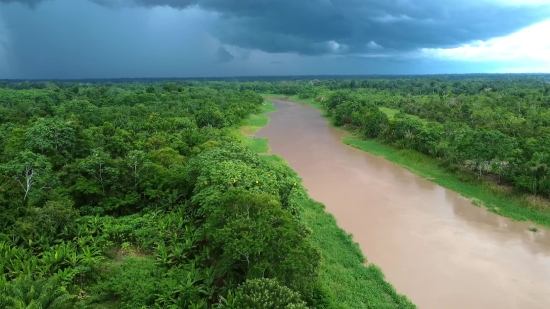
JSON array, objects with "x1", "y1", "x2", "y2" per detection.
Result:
[
  {"x1": 188, "y1": 142, "x2": 305, "y2": 216},
  {"x1": 10, "y1": 76, "x2": 549, "y2": 308},
  {"x1": 15, "y1": 198, "x2": 79, "y2": 240},
  {"x1": 302, "y1": 199, "x2": 415, "y2": 308},
  {"x1": 0, "y1": 275, "x2": 77, "y2": 309},
  {"x1": 245, "y1": 137, "x2": 269, "y2": 154},
  {"x1": 225, "y1": 278, "x2": 308, "y2": 309},
  {"x1": 88, "y1": 258, "x2": 161, "y2": 308},
  {"x1": 2, "y1": 82, "x2": 360, "y2": 308},
  {"x1": 25, "y1": 118, "x2": 76, "y2": 158},
  {"x1": 205, "y1": 190, "x2": 320, "y2": 293},
  {"x1": 13, "y1": 77, "x2": 550, "y2": 307},
  {"x1": 280, "y1": 77, "x2": 550, "y2": 227},
  {"x1": 362, "y1": 107, "x2": 389, "y2": 138},
  {"x1": 0, "y1": 150, "x2": 57, "y2": 203}
]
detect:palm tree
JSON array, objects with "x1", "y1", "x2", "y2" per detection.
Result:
[{"x1": 0, "y1": 275, "x2": 76, "y2": 309}]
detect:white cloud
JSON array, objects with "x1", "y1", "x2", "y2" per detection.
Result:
[
  {"x1": 419, "y1": 19, "x2": 550, "y2": 71},
  {"x1": 326, "y1": 40, "x2": 348, "y2": 53},
  {"x1": 367, "y1": 41, "x2": 382, "y2": 49},
  {"x1": 484, "y1": 0, "x2": 550, "y2": 5},
  {"x1": 373, "y1": 14, "x2": 413, "y2": 23}
]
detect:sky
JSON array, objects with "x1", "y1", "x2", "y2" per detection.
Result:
[{"x1": 0, "y1": 0, "x2": 549, "y2": 79}]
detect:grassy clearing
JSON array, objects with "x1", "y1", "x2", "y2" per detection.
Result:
[
  {"x1": 245, "y1": 99, "x2": 277, "y2": 129},
  {"x1": 258, "y1": 153, "x2": 287, "y2": 165},
  {"x1": 379, "y1": 107, "x2": 428, "y2": 124},
  {"x1": 245, "y1": 137, "x2": 269, "y2": 154},
  {"x1": 236, "y1": 99, "x2": 276, "y2": 154},
  {"x1": 240, "y1": 97, "x2": 415, "y2": 308},
  {"x1": 379, "y1": 107, "x2": 400, "y2": 118}
]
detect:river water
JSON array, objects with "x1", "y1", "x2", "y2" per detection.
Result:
[{"x1": 255, "y1": 100, "x2": 550, "y2": 309}]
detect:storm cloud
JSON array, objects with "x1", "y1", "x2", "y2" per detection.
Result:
[
  {"x1": 0, "y1": 0, "x2": 549, "y2": 78},
  {"x1": 4, "y1": 0, "x2": 550, "y2": 56},
  {"x1": 215, "y1": 46, "x2": 234, "y2": 63}
]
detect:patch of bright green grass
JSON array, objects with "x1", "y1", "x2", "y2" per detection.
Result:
[
  {"x1": 259, "y1": 154, "x2": 287, "y2": 165},
  {"x1": 379, "y1": 107, "x2": 428, "y2": 124},
  {"x1": 529, "y1": 227, "x2": 539, "y2": 232},
  {"x1": 244, "y1": 99, "x2": 276, "y2": 129},
  {"x1": 245, "y1": 137, "x2": 269, "y2": 154},
  {"x1": 379, "y1": 107, "x2": 400, "y2": 118},
  {"x1": 343, "y1": 136, "x2": 550, "y2": 228},
  {"x1": 245, "y1": 114, "x2": 269, "y2": 128},
  {"x1": 302, "y1": 198, "x2": 415, "y2": 308},
  {"x1": 235, "y1": 99, "x2": 276, "y2": 154}
]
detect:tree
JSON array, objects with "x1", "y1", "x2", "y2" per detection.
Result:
[
  {"x1": 16, "y1": 198, "x2": 79, "y2": 239},
  {"x1": 362, "y1": 107, "x2": 389, "y2": 138},
  {"x1": 223, "y1": 278, "x2": 308, "y2": 309},
  {"x1": 25, "y1": 118, "x2": 76, "y2": 157},
  {"x1": 124, "y1": 150, "x2": 151, "y2": 190},
  {"x1": 205, "y1": 190, "x2": 320, "y2": 294},
  {"x1": 77, "y1": 148, "x2": 119, "y2": 196},
  {"x1": 0, "y1": 151, "x2": 56, "y2": 202}
]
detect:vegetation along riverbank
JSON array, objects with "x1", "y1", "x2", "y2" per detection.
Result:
[
  {"x1": 261, "y1": 75, "x2": 550, "y2": 230},
  {"x1": 0, "y1": 80, "x2": 414, "y2": 308},
  {"x1": 239, "y1": 98, "x2": 415, "y2": 308}
]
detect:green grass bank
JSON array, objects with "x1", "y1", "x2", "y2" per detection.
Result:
[
  {"x1": 236, "y1": 99, "x2": 276, "y2": 154},
  {"x1": 266, "y1": 94, "x2": 550, "y2": 230},
  {"x1": 239, "y1": 98, "x2": 416, "y2": 308}
]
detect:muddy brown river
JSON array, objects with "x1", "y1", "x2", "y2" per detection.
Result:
[{"x1": 256, "y1": 100, "x2": 550, "y2": 309}]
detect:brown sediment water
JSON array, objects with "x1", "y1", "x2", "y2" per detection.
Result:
[{"x1": 255, "y1": 99, "x2": 550, "y2": 309}]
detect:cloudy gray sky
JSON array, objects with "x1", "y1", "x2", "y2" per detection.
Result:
[{"x1": 0, "y1": 0, "x2": 549, "y2": 79}]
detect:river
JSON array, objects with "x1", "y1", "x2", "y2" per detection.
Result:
[{"x1": 255, "y1": 99, "x2": 550, "y2": 309}]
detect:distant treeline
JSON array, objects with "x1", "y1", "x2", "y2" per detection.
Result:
[
  {"x1": 1, "y1": 73, "x2": 549, "y2": 88},
  {"x1": 271, "y1": 78, "x2": 550, "y2": 201}
]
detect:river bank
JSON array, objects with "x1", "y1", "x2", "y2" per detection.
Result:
[
  {"x1": 255, "y1": 98, "x2": 550, "y2": 309},
  {"x1": 238, "y1": 99, "x2": 416, "y2": 308},
  {"x1": 271, "y1": 94, "x2": 550, "y2": 230}
]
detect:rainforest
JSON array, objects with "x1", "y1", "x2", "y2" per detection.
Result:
[{"x1": 1, "y1": 74, "x2": 550, "y2": 308}]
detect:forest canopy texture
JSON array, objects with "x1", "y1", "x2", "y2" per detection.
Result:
[
  {"x1": 2, "y1": 74, "x2": 549, "y2": 308},
  {"x1": 0, "y1": 82, "x2": 331, "y2": 308}
]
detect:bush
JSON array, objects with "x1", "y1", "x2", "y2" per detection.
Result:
[
  {"x1": 225, "y1": 278, "x2": 308, "y2": 309},
  {"x1": 0, "y1": 275, "x2": 77, "y2": 309},
  {"x1": 89, "y1": 257, "x2": 161, "y2": 308}
]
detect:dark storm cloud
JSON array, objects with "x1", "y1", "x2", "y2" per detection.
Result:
[
  {"x1": 3, "y1": 0, "x2": 549, "y2": 56},
  {"x1": 0, "y1": 0, "x2": 46, "y2": 8},
  {"x1": 215, "y1": 46, "x2": 234, "y2": 63}
]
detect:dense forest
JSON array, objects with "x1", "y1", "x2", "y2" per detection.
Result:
[
  {"x1": 2, "y1": 74, "x2": 550, "y2": 308},
  {"x1": 0, "y1": 84, "x2": 313, "y2": 308},
  {"x1": 0, "y1": 81, "x2": 413, "y2": 308}
]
